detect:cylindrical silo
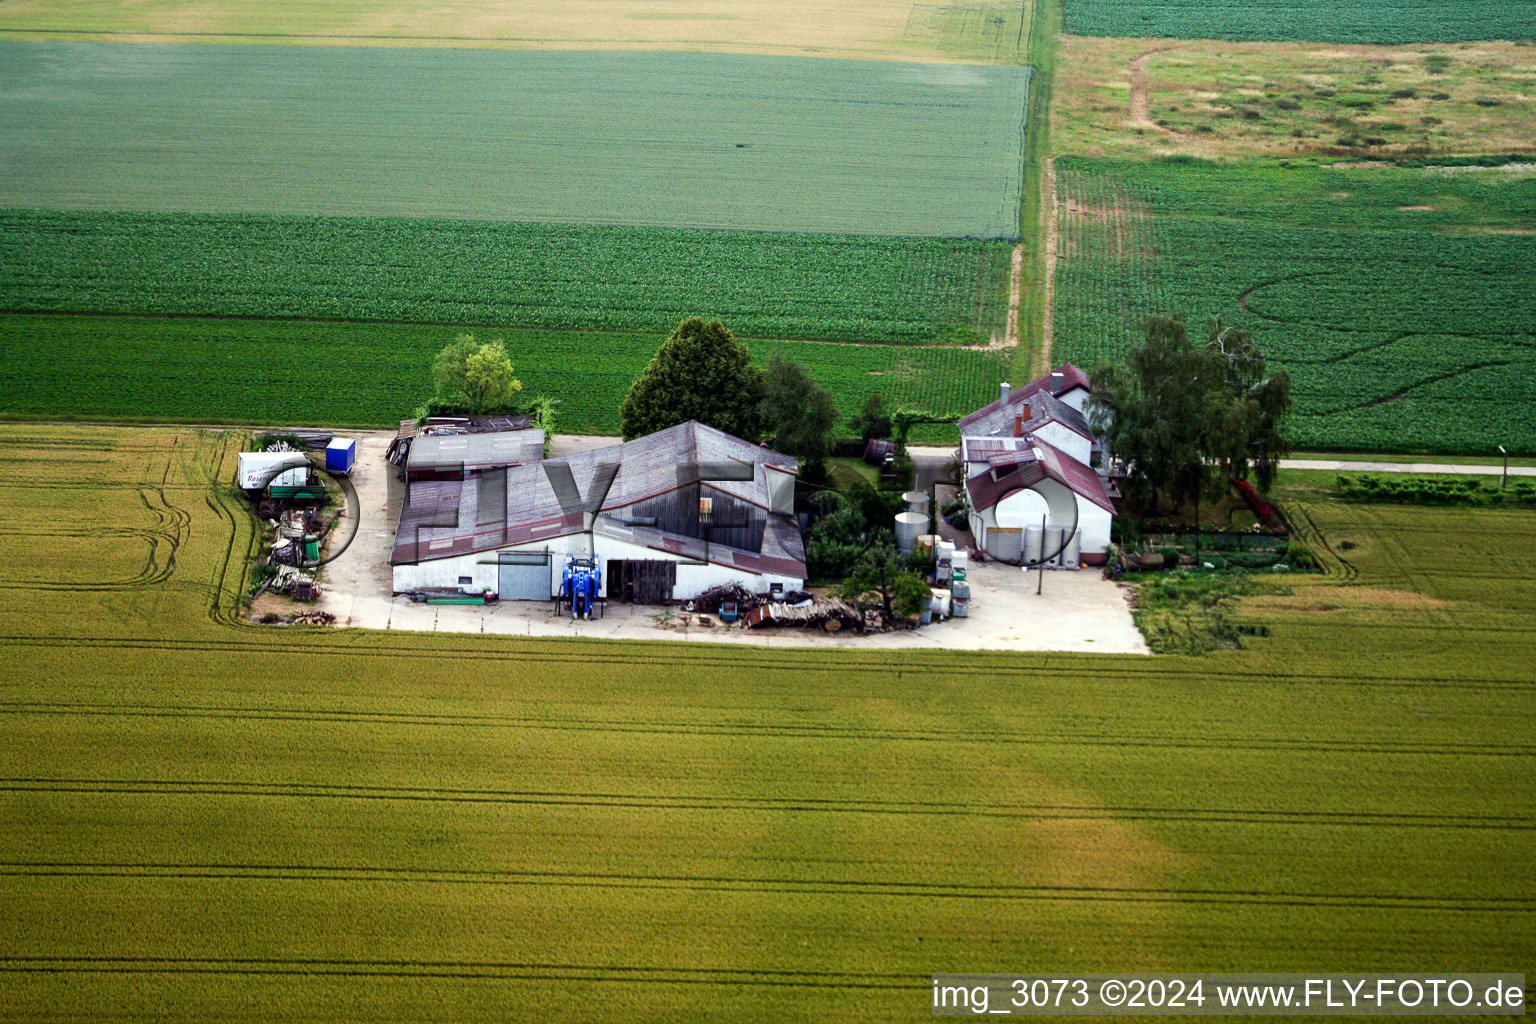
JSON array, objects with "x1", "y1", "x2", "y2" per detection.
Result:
[{"x1": 894, "y1": 511, "x2": 925, "y2": 553}]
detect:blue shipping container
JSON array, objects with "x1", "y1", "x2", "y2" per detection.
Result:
[{"x1": 325, "y1": 437, "x2": 357, "y2": 475}]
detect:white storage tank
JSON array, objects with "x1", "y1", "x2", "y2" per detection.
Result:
[
  {"x1": 930, "y1": 588, "x2": 951, "y2": 618},
  {"x1": 1063, "y1": 530, "x2": 1082, "y2": 569},
  {"x1": 903, "y1": 490, "x2": 929, "y2": 515},
  {"x1": 1044, "y1": 525, "x2": 1065, "y2": 568},
  {"x1": 894, "y1": 511, "x2": 926, "y2": 553},
  {"x1": 1024, "y1": 525, "x2": 1044, "y2": 565}
]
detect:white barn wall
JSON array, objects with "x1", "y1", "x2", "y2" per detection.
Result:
[{"x1": 393, "y1": 531, "x2": 802, "y2": 600}]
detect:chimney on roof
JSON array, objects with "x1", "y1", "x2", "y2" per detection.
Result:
[
  {"x1": 1050, "y1": 371, "x2": 1065, "y2": 393},
  {"x1": 999, "y1": 381, "x2": 1010, "y2": 407},
  {"x1": 1013, "y1": 404, "x2": 1031, "y2": 436}
]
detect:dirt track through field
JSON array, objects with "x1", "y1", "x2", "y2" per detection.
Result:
[
  {"x1": 1041, "y1": 157, "x2": 1058, "y2": 370},
  {"x1": 1129, "y1": 49, "x2": 1180, "y2": 137},
  {"x1": 1003, "y1": 243, "x2": 1024, "y2": 350}
]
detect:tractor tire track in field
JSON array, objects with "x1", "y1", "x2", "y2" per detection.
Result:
[
  {"x1": 0, "y1": 485, "x2": 185, "y2": 591},
  {"x1": 1, "y1": 785, "x2": 1530, "y2": 829},
  {"x1": 0, "y1": 955, "x2": 917, "y2": 988},
  {"x1": 1284, "y1": 501, "x2": 1359, "y2": 582},
  {"x1": 0, "y1": 705, "x2": 1531, "y2": 754},
  {"x1": 1, "y1": 636, "x2": 1534, "y2": 690},
  {"x1": 1311, "y1": 360, "x2": 1516, "y2": 415},
  {"x1": 0, "y1": 867, "x2": 1528, "y2": 912}
]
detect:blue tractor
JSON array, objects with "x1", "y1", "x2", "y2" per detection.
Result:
[{"x1": 559, "y1": 556, "x2": 603, "y2": 620}]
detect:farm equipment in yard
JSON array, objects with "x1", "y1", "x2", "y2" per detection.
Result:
[{"x1": 558, "y1": 556, "x2": 603, "y2": 620}]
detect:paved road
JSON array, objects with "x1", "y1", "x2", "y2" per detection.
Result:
[
  {"x1": 908, "y1": 446, "x2": 1535, "y2": 479},
  {"x1": 1278, "y1": 459, "x2": 1536, "y2": 477}
]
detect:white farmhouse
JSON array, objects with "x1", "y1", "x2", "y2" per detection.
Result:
[{"x1": 956, "y1": 364, "x2": 1115, "y2": 567}]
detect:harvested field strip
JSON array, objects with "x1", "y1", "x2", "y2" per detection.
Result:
[
  {"x1": 0, "y1": 42, "x2": 1030, "y2": 239},
  {"x1": 0, "y1": 216, "x2": 1014, "y2": 344},
  {"x1": 0, "y1": 0, "x2": 1035, "y2": 64}
]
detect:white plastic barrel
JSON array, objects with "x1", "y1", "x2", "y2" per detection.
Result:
[
  {"x1": 930, "y1": 589, "x2": 951, "y2": 618},
  {"x1": 1063, "y1": 530, "x2": 1082, "y2": 569}
]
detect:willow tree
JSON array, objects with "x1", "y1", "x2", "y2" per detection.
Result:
[{"x1": 1090, "y1": 314, "x2": 1291, "y2": 513}]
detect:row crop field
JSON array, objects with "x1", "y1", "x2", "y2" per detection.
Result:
[
  {"x1": 1053, "y1": 159, "x2": 1536, "y2": 454},
  {"x1": 0, "y1": 41, "x2": 1030, "y2": 239},
  {"x1": 0, "y1": 427, "x2": 1532, "y2": 1020},
  {"x1": 0, "y1": 315, "x2": 1008, "y2": 437},
  {"x1": 0, "y1": 211, "x2": 1014, "y2": 344},
  {"x1": 1063, "y1": 0, "x2": 1536, "y2": 43}
]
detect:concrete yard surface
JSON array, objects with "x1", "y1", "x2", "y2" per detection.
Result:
[{"x1": 307, "y1": 432, "x2": 1149, "y2": 655}]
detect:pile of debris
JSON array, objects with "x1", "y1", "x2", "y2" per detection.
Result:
[
  {"x1": 745, "y1": 597, "x2": 867, "y2": 633},
  {"x1": 683, "y1": 583, "x2": 764, "y2": 615},
  {"x1": 266, "y1": 563, "x2": 320, "y2": 601},
  {"x1": 256, "y1": 609, "x2": 336, "y2": 626}
]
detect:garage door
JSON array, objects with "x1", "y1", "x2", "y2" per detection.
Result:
[{"x1": 497, "y1": 551, "x2": 550, "y2": 601}]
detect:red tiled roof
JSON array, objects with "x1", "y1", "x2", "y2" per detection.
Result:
[
  {"x1": 963, "y1": 436, "x2": 1114, "y2": 515},
  {"x1": 1019, "y1": 362, "x2": 1091, "y2": 398}
]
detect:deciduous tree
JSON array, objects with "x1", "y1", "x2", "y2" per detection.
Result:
[
  {"x1": 758, "y1": 352, "x2": 838, "y2": 468},
  {"x1": 431, "y1": 334, "x2": 523, "y2": 413},
  {"x1": 620, "y1": 318, "x2": 765, "y2": 440},
  {"x1": 1090, "y1": 314, "x2": 1291, "y2": 513}
]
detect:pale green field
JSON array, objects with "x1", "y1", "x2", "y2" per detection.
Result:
[
  {"x1": 0, "y1": 42, "x2": 1029, "y2": 238},
  {"x1": 0, "y1": 427, "x2": 1531, "y2": 1021}
]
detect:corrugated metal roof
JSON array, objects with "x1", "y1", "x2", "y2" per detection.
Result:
[
  {"x1": 959, "y1": 389, "x2": 1093, "y2": 441},
  {"x1": 392, "y1": 421, "x2": 805, "y2": 578},
  {"x1": 406, "y1": 429, "x2": 545, "y2": 473}
]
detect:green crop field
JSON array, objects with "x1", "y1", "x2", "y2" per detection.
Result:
[
  {"x1": 1062, "y1": 0, "x2": 1536, "y2": 43},
  {"x1": 0, "y1": 315, "x2": 1007, "y2": 435},
  {"x1": 0, "y1": 42, "x2": 1029, "y2": 239},
  {"x1": 0, "y1": 212, "x2": 1014, "y2": 344},
  {"x1": 1053, "y1": 158, "x2": 1536, "y2": 454},
  {"x1": 0, "y1": 427, "x2": 1532, "y2": 1020}
]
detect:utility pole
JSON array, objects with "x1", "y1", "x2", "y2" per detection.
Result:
[
  {"x1": 1036, "y1": 513, "x2": 1046, "y2": 596},
  {"x1": 1498, "y1": 445, "x2": 1508, "y2": 491}
]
